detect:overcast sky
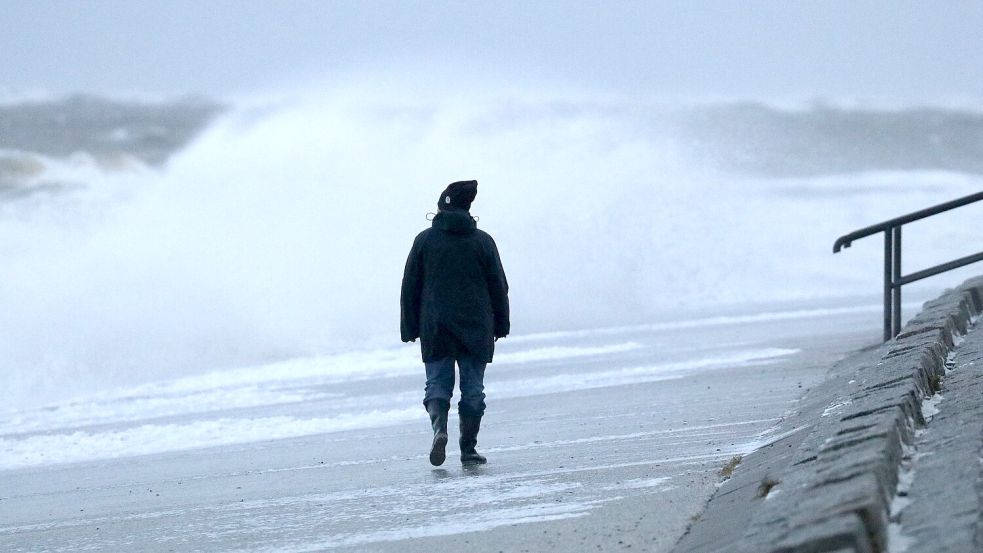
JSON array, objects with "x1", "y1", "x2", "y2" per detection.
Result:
[{"x1": 4, "y1": 1, "x2": 983, "y2": 102}]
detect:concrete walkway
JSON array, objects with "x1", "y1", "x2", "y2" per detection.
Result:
[{"x1": 895, "y1": 310, "x2": 983, "y2": 552}]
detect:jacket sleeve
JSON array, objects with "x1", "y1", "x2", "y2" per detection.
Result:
[
  {"x1": 400, "y1": 235, "x2": 424, "y2": 342},
  {"x1": 485, "y1": 237, "x2": 510, "y2": 338}
]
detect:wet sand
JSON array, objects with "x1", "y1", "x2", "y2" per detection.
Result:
[{"x1": 0, "y1": 308, "x2": 879, "y2": 552}]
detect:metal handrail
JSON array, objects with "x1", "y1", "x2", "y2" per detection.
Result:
[{"x1": 833, "y1": 190, "x2": 983, "y2": 341}]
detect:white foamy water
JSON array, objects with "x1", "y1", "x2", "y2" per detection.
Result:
[
  {"x1": 2, "y1": 89, "x2": 982, "y2": 410},
  {"x1": 0, "y1": 338, "x2": 798, "y2": 470},
  {"x1": 0, "y1": 342, "x2": 643, "y2": 436},
  {"x1": 489, "y1": 347, "x2": 797, "y2": 398},
  {"x1": 0, "y1": 410, "x2": 420, "y2": 471}
]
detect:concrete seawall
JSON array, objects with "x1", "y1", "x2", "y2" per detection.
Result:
[{"x1": 676, "y1": 275, "x2": 983, "y2": 553}]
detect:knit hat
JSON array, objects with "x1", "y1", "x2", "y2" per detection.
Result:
[{"x1": 438, "y1": 180, "x2": 478, "y2": 211}]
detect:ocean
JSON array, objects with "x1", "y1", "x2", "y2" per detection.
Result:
[{"x1": 1, "y1": 90, "x2": 982, "y2": 459}]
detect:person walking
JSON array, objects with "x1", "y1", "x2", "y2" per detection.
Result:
[{"x1": 400, "y1": 180, "x2": 510, "y2": 466}]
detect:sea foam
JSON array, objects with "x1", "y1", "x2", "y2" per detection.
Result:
[{"x1": 1, "y1": 88, "x2": 981, "y2": 407}]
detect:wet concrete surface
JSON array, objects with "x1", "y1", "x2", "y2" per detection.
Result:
[
  {"x1": 896, "y1": 316, "x2": 983, "y2": 552},
  {"x1": 0, "y1": 308, "x2": 879, "y2": 552}
]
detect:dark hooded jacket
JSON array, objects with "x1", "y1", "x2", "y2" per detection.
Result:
[{"x1": 400, "y1": 210, "x2": 510, "y2": 363}]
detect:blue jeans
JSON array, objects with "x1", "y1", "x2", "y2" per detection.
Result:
[{"x1": 423, "y1": 357, "x2": 487, "y2": 416}]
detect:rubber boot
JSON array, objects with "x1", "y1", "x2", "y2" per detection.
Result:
[
  {"x1": 459, "y1": 414, "x2": 487, "y2": 465},
  {"x1": 426, "y1": 400, "x2": 449, "y2": 466}
]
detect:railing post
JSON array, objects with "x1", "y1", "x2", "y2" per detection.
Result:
[
  {"x1": 883, "y1": 229, "x2": 893, "y2": 342},
  {"x1": 892, "y1": 226, "x2": 902, "y2": 337}
]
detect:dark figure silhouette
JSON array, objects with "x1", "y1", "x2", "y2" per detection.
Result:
[{"x1": 400, "y1": 180, "x2": 510, "y2": 466}]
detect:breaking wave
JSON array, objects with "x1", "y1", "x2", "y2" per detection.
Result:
[{"x1": 1, "y1": 87, "x2": 982, "y2": 407}]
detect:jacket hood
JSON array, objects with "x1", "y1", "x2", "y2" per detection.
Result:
[{"x1": 432, "y1": 210, "x2": 477, "y2": 234}]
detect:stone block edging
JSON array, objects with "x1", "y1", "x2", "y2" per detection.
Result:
[{"x1": 735, "y1": 276, "x2": 983, "y2": 553}]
